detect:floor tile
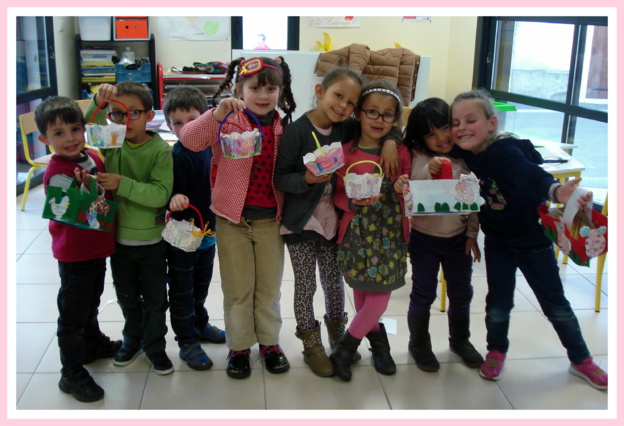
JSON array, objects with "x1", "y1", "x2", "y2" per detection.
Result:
[
  {"x1": 16, "y1": 284, "x2": 61, "y2": 323},
  {"x1": 16, "y1": 373, "x2": 32, "y2": 403},
  {"x1": 16, "y1": 323, "x2": 57, "y2": 373},
  {"x1": 15, "y1": 229, "x2": 45, "y2": 255},
  {"x1": 16, "y1": 253, "x2": 60, "y2": 284}
]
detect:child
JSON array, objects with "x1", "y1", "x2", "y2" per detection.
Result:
[
  {"x1": 36, "y1": 96, "x2": 120, "y2": 402},
  {"x1": 331, "y1": 80, "x2": 412, "y2": 382},
  {"x1": 394, "y1": 97, "x2": 483, "y2": 373},
  {"x1": 178, "y1": 56, "x2": 296, "y2": 379},
  {"x1": 87, "y1": 81, "x2": 174, "y2": 375},
  {"x1": 274, "y1": 69, "x2": 402, "y2": 377},
  {"x1": 451, "y1": 88, "x2": 608, "y2": 390},
  {"x1": 162, "y1": 86, "x2": 226, "y2": 371}
]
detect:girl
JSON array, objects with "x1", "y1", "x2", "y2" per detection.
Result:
[
  {"x1": 451, "y1": 89, "x2": 607, "y2": 390},
  {"x1": 179, "y1": 57, "x2": 296, "y2": 380},
  {"x1": 331, "y1": 80, "x2": 411, "y2": 382},
  {"x1": 274, "y1": 69, "x2": 401, "y2": 377},
  {"x1": 394, "y1": 98, "x2": 483, "y2": 373}
]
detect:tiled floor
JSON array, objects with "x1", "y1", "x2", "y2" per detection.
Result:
[{"x1": 13, "y1": 184, "x2": 609, "y2": 412}]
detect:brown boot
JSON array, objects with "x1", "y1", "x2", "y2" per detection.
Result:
[
  {"x1": 324, "y1": 312, "x2": 361, "y2": 364},
  {"x1": 295, "y1": 321, "x2": 334, "y2": 377}
]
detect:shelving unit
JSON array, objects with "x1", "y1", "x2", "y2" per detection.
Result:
[
  {"x1": 75, "y1": 34, "x2": 159, "y2": 106},
  {"x1": 157, "y1": 63, "x2": 228, "y2": 109}
]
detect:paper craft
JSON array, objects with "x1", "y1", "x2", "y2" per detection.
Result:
[
  {"x1": 404, "y1": 172, "x2": 485, "y2": 216},
  {"x1": 538, "y1": 187, "x2": 608, "y2": 266},
  {"x1": 344, "y1": 160, "x2": 383, "y2": 200},
  {"x1": 219, "y1": 109, "x2": 263, "y2": 159},
  {"x1": 85, "y1": 100, "x2": 128, "y2": 149},
  {"x1": 162, "y1": 204, "x2": 214, "y2": 252},
  {"x1": 303, "y1": 132, "x2": 345, "y2": 176},
  {"x1": 42, "y1": 177, "x2": 116, "y2": 232}
]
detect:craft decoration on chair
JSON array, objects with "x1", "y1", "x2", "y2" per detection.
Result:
[
  {"x1": 85, "y1": 100, "x2": 128, "y2": 149},
  {"x1": 42, "y1": 177, "x2": 116, "y2": 231},
  {"x1": 538, "y1": 186, "x2": 608, "y2": 266},
  {"x1": 303, "y1": 131, "x2": 344, "y2": 176},
  {"x1": 218, "y1": 109, "x2": 263, "y2": 158},
  {"x1": 162, "y1": 204, "x2": 214, "y2": 252},
  {"x1": 403, "y1": 161, "x2": 484, "y2": 216},
  {"x1": 343, "y1": 160, "x2": 384, "y2": 200}
]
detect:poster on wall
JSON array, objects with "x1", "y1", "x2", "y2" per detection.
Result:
[
  {"x1": 306, "y1": 17, "x2": 360, "y2": 28},
  {"x1": 157, "y1": 17, "x2": 230, "y2": 41},
  {"x1": 402, "y1": 16, "x2": 432, "y2": 22}
]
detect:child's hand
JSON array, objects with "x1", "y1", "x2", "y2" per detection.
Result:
[
  {"x1": 96, "y1": 172, "x2": 122, "y2": 191},
  {"x1": 379, "y1": 140, "x2": 400, "y2": 176},
  {"x1": 213, "y1": 98, "x2": 246, "y2": 123},
  {"x1": 465, "y1": 237, "x2": 481, "y2": 262},
  {"x1": 352, "y1": 194, "x2": 382, "y2": 207},
  {"x1": 304, "y1": 169, "x2": 333, "y2": 185},
  {"x1": 73, "y1": 167, "x2": 93, "y2": 184},
  {"x1": 393, "y1": 174, "x2": 410, "y2": 193},
  {"x1": 95, "y1": 84, "x2": 117, "y2": 105},
  {"x1": 554, "y1": 178, "x2": 590, "y2": 209},
  {"x1": 428, "y1": 157, "x2": 448, "y2": 176},
  {"x1": 169, "y1": 194, "x2": 190, "y2": 211}
]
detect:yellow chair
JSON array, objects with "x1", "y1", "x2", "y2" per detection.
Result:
[
  {"x1": 439, "y1": 270, "x2": 447, "y2": 312},
  {"x1": 18, "y1": 111, "x2": 53, "y2": 211},
  {"x1": 594, "y1": 194, "x2": 608, "y2": 312}
]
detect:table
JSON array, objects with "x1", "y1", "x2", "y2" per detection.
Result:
[{"x1": 533, "y1": 140, "x2": 585, "y2": 183}]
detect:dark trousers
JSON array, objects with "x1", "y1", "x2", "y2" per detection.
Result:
[
  {"x1": 407, "y1": 230, "x2": 474, "y2": 318},
  {"x1": 110, "y1": 241, "x2": 169, "y2": 356},
  {"x1": 57, "y1": 257, "x2": 107, "y2": 376},
  {"x1": 167, "y1": 243, "x2": 216, "y2": 347},
  {"x1": 483, "y1": 237, "x2": 590, "y2": 364}
]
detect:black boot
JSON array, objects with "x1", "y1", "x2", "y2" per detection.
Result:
[
  {"x1": 407, "y1": 315, "x2": 440, "y2": 372},
  {"x1": 366, "y1": 323, "x2": 396, "y2": 375},
  {"x1": 329, "y1": 331, "x2": 361, "y2": 382},
  {"x1": 324, "y1": 312, "x2": 361, "y2": 364},
  {"x1": 448, "y1": 316, "x2": 484, "y2": 368}
]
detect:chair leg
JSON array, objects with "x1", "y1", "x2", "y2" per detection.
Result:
[
  {"x1": 439, "y1": 270, "x2": 447, "y2": 313},
  {"x1": 20, "y1": 166, "x2": 37, "y2": 211},
  {"x1": 595, "y1": 253, "x2": 606, "y2": 312}
]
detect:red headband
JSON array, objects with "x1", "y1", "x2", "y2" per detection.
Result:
[{"x1": 239, "y1": 58, "x2": 282, "y2": 79}]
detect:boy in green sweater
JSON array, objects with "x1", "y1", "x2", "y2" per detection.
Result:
[{"x1": 86, "y1": 81, "x2": 174, "y2": 375}]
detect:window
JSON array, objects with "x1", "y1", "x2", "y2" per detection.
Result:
[
  {"x1": 231, "y1": 17, "x2": 299, "y2": 51},
  {"x1": 476, "y1": 17, "x2": 608, "y2": 189}
]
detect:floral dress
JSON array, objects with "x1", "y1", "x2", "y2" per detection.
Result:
[{"x1": 336, "y1": 177, "x2": 408, "y2": 292}]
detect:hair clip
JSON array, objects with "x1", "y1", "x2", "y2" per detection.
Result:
[
  {"x1": 239, "y1": 58, "x2": 282, "y2": 79},
  {"x1": 362, "y1": 87, "x2": 401, "y2": 103}
]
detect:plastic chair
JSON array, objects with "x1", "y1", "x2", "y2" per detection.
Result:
[
  {"x1": 18, "y1": 111, "x2": 53, "y2": 211},
  {"x1": 594, "y1": 194, "x2": 608, "y2": 312},
  {"x1": 439, "y1": 270, "x2": 447, "y2": 312}
]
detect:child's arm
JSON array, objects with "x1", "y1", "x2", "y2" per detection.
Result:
[
  {"x1": 552, "y1": 177, "x2": 592, "y2": 209},
  {"x1": 465, "y1": 237, "x2": 481, "y2": 263},
  {"x1": 170, "y1": 194, "x2": 190, "y2": 211},
  {"x1": 465, "y1": 212, "x2": 481, "y2": 262}
]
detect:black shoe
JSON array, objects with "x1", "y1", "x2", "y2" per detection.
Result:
[
  {"x1": 226, "y1": 349, "x2": 251, "y2": 379},
  {"x1": 58, "y1": 369, "x2": 104, "y2": 402},
  {"x1": 259, "y1": 344, "x2": 290, "y2": 374},
  {"x1": 147, "y1": 351, "x2": 174, "y2": 375},
  {"x1": 84, "y1": 333, "x2": 122, "y2": 364},
  {"x1": 113, "y1": 345, "x2": 143, "y2": 367}
]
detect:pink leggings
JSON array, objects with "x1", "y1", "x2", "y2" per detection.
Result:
[{"x1": 347, "y1": 290, "x2": 392, "y2": 339}]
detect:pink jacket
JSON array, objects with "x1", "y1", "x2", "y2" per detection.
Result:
[
  {"x1": 179, "y1": 108, "x2": 284, "y2": 223},
  {"x1": 333, "y1": 141, "x2": 412, "y2": 244}
]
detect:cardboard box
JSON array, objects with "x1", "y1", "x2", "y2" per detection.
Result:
[
  {"x1": 114, "y1": 17, "x2": 149, "y2": 40},
  {"x1": 79, "y1": 17, "x2": 112, "y2": 41}
]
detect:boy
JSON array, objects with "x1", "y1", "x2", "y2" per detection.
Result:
[
  {"x1": 163, "y1": 86, "x2": 225, "y2": 371},
  {"x1": 87, "y1": 81, "x2": 174, "y2": 375},
  {"x1": 36, "y1": 96, "x2": 120, "y2": 402}
]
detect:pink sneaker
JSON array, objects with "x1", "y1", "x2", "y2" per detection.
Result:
[
  {"x1": 569, "y1": 357, "x2": 608, "y2": 390},
  {"x1": 479, "y1": 350, "x2": 506, "y2": 381}
]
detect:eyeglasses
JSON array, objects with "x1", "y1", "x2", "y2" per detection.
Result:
[
  {"x1": 363, "y1": 109, "x2": 396, "y2": 123},
  {"x1": 108, "y1": 110, "x2": 147, "y2": 123}
]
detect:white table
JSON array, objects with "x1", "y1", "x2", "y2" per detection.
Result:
[{"x1": 534, "y1": 140, "x2": 585, "y2": 182}]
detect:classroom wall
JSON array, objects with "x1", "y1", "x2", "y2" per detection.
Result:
[{"x1": 53, "y1": 15, "x2": 477, "y2": 103}]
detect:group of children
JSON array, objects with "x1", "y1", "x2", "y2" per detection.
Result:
[{"x1": 35, "y1": 54, "x2": 607, "y2": 403}]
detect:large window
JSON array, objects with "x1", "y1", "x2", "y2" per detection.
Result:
[
  {"x1": 16, "y1": 16, "x2": 57, "y2": 194},
  {"x1": 476, "y1": 17, "x2": 608, "y2": 189}
]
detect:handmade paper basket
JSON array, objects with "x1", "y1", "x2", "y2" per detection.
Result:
[
  {"x1": 344, "y1": 160, "x2": 384, "y2": 200},
  {"x1": 85, "y1": 100, "x2": 128, "y2": 149},
  {"x1": 218, "y1": 109, "x2": 263, "y2": 159},
  {"x1": 303, "y1": 131, "x2": 344, "y2": 176},
  {"x1": 162, "y1": 204, "x2": 213, "y2": 252}
]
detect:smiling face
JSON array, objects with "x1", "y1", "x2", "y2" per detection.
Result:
[
  {"x1": 423, "y1": 123, "x2": 453, "y2": 154},
  {"x1": 314, "y1": 76, "x2": 361, "y2": 127},
  {"x1": 167, "y1": 108, "x2": 201, "y2": 139},
  {"x1": 109, "y1": 94, "x2": 155, "y2": 144},
  {"x1": 451, "y1": 99, "x2": 498, "y2": 154},
  {"x1": 356, "y1": 92, "x2": 397, "y2": 147},
  {"x1": 38, "y1": 118, "x2": 86, "y2": 161},
  {"x1": 237, "y1": 75, "x2": 281, "y2": 117}
]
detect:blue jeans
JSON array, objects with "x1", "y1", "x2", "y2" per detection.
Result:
[
  {"x1": 167, "y1": 243, "x2": 216, "y2": 347},
  {"x1": 110, "y1": 241, "x2": 169, "y2": 356},
  {"x1": 483, "y1": 237, "x2": 590, "y2": 364},
  {"x1": 408, "y1": 230, "x2": 474, "y2": 318},
  {"x1": 57, "y1": 258, "x2": 107, "y2": 376}
]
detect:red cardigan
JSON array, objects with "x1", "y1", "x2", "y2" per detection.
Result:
[{"x1": 333, "y1": 141, "x2": 412, "y2": 244}]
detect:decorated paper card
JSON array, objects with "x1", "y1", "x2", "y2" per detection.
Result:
[
  {"x1": 86, "y1": 122, "x2": 126, "y2": 148},
  {"x1": 404, "y1": 172, "x2": 485, "y2": 216}
]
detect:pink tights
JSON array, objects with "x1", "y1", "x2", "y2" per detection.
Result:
[{"x1": 347, "y1": 290, "x2": 391, "y2": 339}]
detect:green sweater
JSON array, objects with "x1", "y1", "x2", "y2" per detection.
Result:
[{"x1": 86, "y1": 100, "x2": 173, "y2": 242}]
